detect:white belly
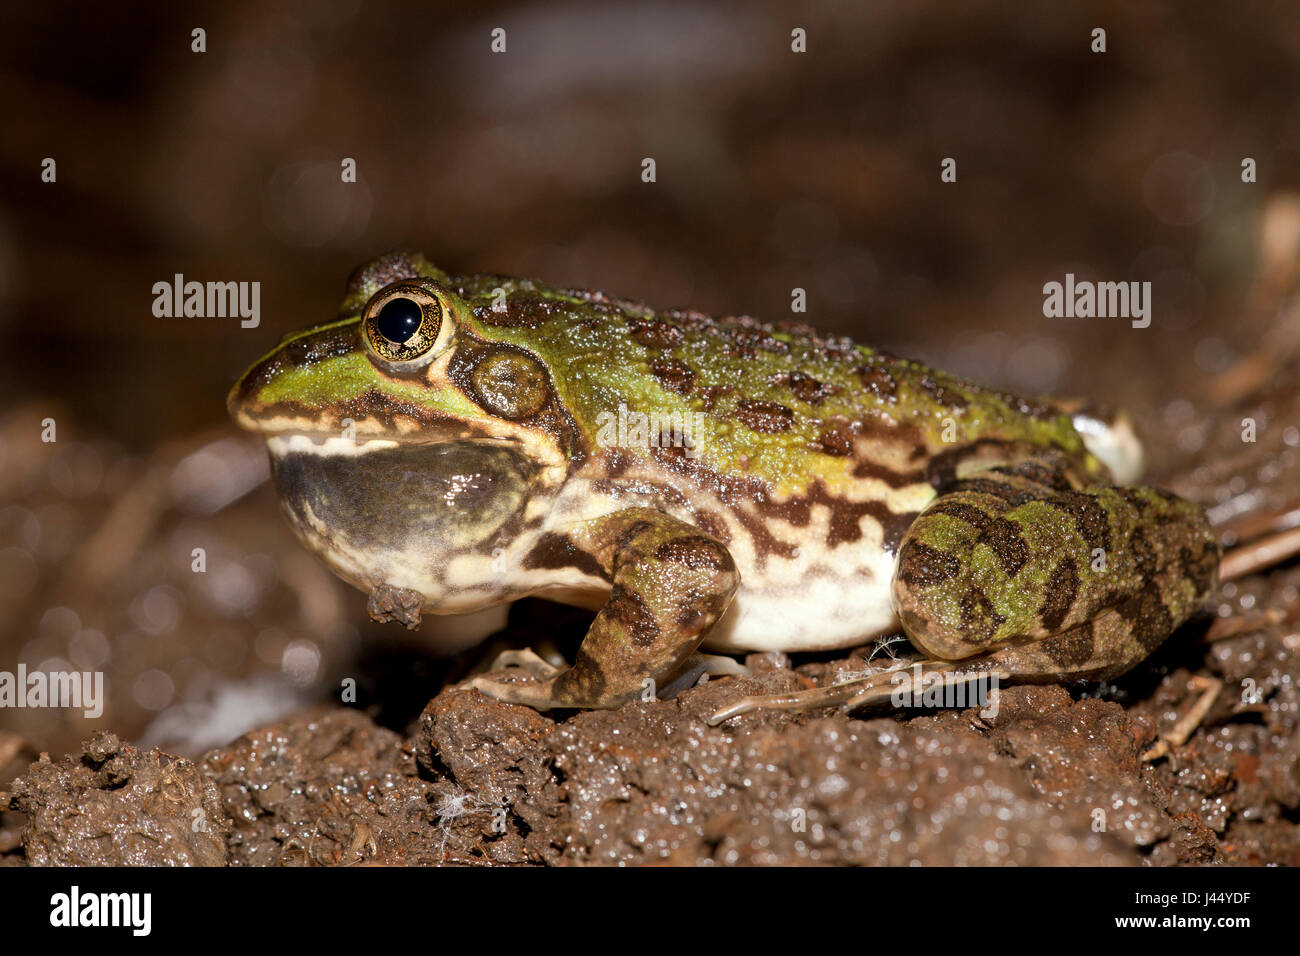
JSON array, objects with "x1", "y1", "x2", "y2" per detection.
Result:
[{"x1": 702, "y1": 546, "x2": 901, "y2": 653}]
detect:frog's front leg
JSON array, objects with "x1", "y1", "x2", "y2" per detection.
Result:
[
  {"x1": 473, "y1": 508, "x2": 739, "y2": 710},
  {"x1": 711, "y1": 464, "x2": 1219, "y2": 723}
]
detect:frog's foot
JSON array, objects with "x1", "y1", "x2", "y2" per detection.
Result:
[
  {"x1": 476, "y1": 650, "x2": 746, "y2": 708},
  {"x1": 659, "y1": 652, "x2": 750, "y2": 699},
  {"x1": 484, "y1": 647, "x2": 562, "y2": 680},
  {"x1": 470, "y1": 647, "x2": 565, "y2": 708},
  {"x1": 708, "y1": 657, "x2": 1004, "y2": 725},
  {"x1": 471, "y1": 672, "x2": 580, "y2": 710},
  {"x1": 474, "y1": 508, "x2": 739, "y2": 710}
]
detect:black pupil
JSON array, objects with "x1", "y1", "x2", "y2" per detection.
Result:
[{"x1": 376, "y1": 297, "x2": 423, "y2": 343}]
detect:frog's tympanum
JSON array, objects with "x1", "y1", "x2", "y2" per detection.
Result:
[{"x1": 229, "y1": 252, "x2": 1219, "y2": 721}]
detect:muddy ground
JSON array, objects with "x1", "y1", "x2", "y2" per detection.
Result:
[{"x1": 6, "y1": 623, "x2": 1300, "y2": 866}]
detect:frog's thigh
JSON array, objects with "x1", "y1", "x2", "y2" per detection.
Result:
[
  {"x1": 892, "y1": 471, "x2": 1219, "y2": 682},
  {"x1": 473, "y1": 509, "x2": 739, "y2": 710}
]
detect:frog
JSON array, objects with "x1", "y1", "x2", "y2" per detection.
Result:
[{"x1": 228, "y1": 251, "x2": 1220, "y2": 723}]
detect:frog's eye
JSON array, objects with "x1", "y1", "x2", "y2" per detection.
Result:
[
  {"x1": 362, "y1": 282, "x2": 445, "y2": 363},
  {"x1": 470, "y1": 350, "x2": 549, "y2": 419}
]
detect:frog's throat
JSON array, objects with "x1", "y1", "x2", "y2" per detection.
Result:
[
  {"x1": 263, "y1": 434, "x2": 558, "y2": 602},
  {"x1": 262, "y1": 431, "x2": 570, "y2": 498}
]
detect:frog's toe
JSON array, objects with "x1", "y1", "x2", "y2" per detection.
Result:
[
  {"x1": 485, "y1": 647, "x2": 562, "y2": 680},
  {"x1": 470, "y1": 646, "x2": 566, "y2": 706},
  {"x1": 706, "y1": 658, "x2": 998, "y2": 725},
  {"x1": 471, "y1": 669, "x2": 639, "y2": 711},
  {"x1": 471, "y1": 673, "x2": 567, "y2": 710},
  {"x1": 658, "y1": 652, "x2": 749, "y2": 699}
]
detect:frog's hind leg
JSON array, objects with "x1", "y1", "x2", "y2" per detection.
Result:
[
  {"x1": 473, "y1": 509, "x2": 740, "y2": 710},
  {"x1": 710, "y1": 463, "x2": 1220, "y2": 724},
  {"x1": 890, "y1": 465, "x2": 1219, "y2": 679}
]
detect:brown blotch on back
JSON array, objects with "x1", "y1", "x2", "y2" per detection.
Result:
[
  {"x1": 772, "y1": 371, "x2": 835, "y2": 403},
  {"x1": 695, "y1": 385, "x2": 732, "y2": 411},
  {"x1": 651, "y1": 358, "x2": 696, "y2": 395},
  {"x1": 920, "y1": 375, "x2": 968, "y2": 409},
  {"x1": 815, "y1": 421, "x2": 854, "y2": 457},
  {"x1": 853, "y1": 362, "x2": 899, "y2": 403},
  {"x1": 659, "y1": 307, "x2": 713, "y2": 331},
  {"x1": 564, "y1": 286, "x2": 651, "y2": 318},
  {"x1": 627, "y1": 317, "x2": 684, "y2": 350},
  {"x1": 990, "y1": 389, "x2": 1058, "y2": 422},
  {"x1": 735, "y1": 399, "x2": 794, "y2": 434},
  {"x1": 473, "y1": 293, "x2": 563, "y2": 330},
  {"x1": 723, "y1": 318, "x2": 790, "y2": 355}
]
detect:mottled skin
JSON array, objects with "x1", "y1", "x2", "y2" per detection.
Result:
[{"x1": 229, "y1": 251, "x2": 1219, "y2": 719}]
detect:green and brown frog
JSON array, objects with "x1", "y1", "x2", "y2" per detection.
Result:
[{"x1": 228, "y1": 251, "x2": 1219, "y2": 722}]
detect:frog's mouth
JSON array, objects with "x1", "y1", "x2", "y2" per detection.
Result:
[{"x1": 258, "y1": 426, "x2": 520, "y2": 456}]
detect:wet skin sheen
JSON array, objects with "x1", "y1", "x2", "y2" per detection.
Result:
[{"x1": 228, "y1": 252, "x2": 1219, "y2": 716}]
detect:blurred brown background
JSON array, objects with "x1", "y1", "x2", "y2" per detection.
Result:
[{"x1": 2, "y1": 0, "x2": 1300, "y2": 768}]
